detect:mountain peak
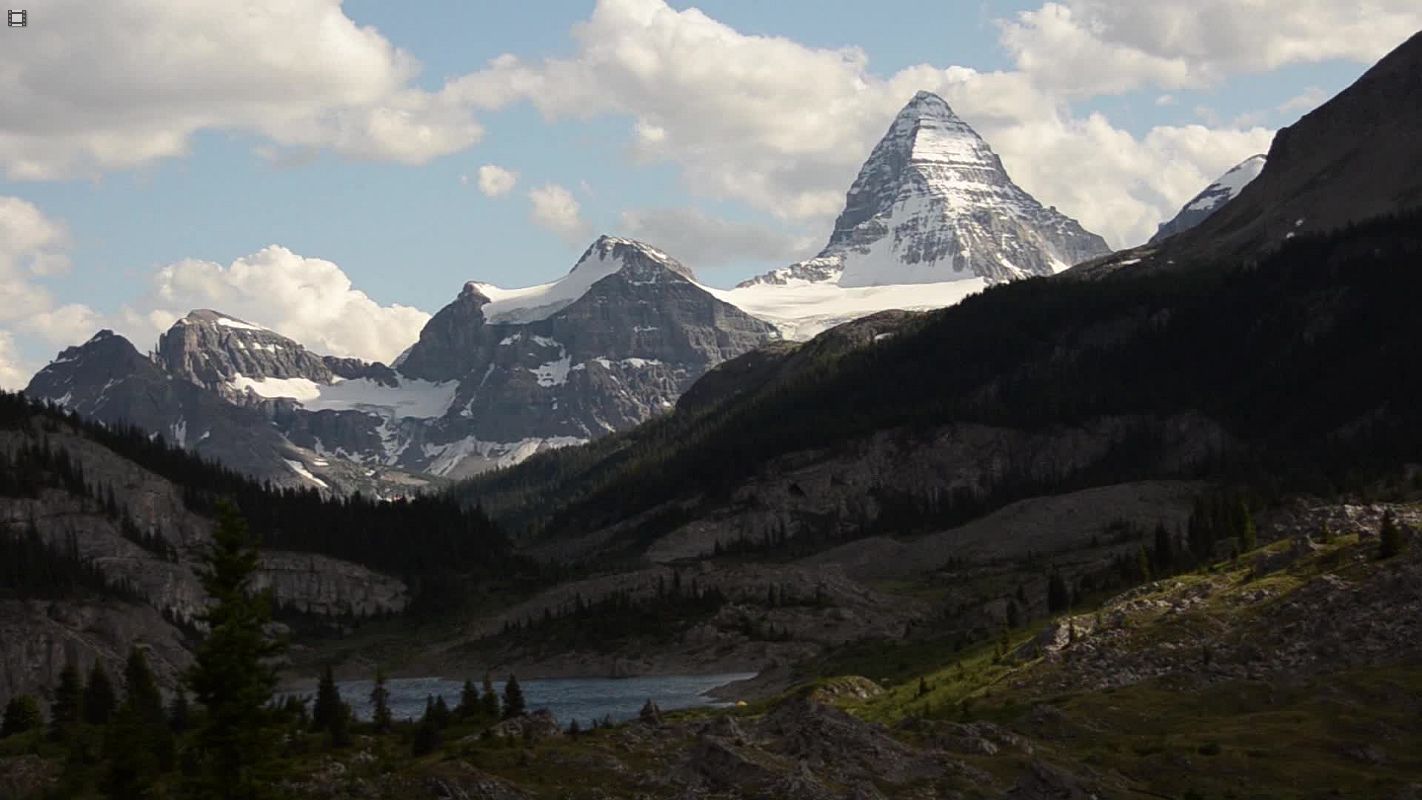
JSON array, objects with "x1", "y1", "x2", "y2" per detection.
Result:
[
  {"x1": 178, "y1": 309, "x2": 269, "y2": 332},
  {"x1": 740, "y1": 89, "x2": 1110, "y2": 289},
  {"x1": 1149, "y1": 154, "x2": 1267, "y2": 244},
  {"x1": 573, "y1": 235, "x2": 691, "y2": 280}
]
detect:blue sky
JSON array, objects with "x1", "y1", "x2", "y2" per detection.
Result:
[{"x1": 0, "y1": 0, "x2": 1414, "y2": 385}]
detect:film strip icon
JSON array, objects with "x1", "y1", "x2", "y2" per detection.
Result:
[{"x1": 7, "y1": 9, "x2": 26, "y2": 27}]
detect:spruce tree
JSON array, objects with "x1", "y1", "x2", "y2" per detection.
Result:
[
  {"x1": 370, "y1": 669, "x2": 393, "y2": 733},
  {"x1": 311, "y1": 665, "x2": 343, "y2": 734},
  {"x1": 456, "y1": 679, "x2": 480, "y2": 719},
  {"x1": 121, "y1": 647, "x2": 175, "y2": 771},
  {"x1": 1238, "y1": 501, "x2": 1257, "y2": 551},
  {"x1": 83, "y1": 661, "x2": 117, "y2": 725},
  {"x1": 502, "y1": 675, "x2": 526, "y2": 719},
  {"x1": 167, "y1": 691, "x2": 190, "y2": 734},
  {"x1": 184, "y1": 501, "x2": 283, "y2": 800},
  {"x1": 480, "y1": 672, "x2": 500, "y2": 719},
  {"x1": 1046, "y1": 572, "x2": 1070, "y2": 613},
  {"x1": 1379, "y1": 510, "x2": 1405, "y2": 559},
  {"x1": 1, "y1": 695, "x2": 41, "y2": 737},
  {"x1": 49, "y1": 662, "x2": 82, "y2": 739},
  {"x1": 430, "y1": 695, "x2": 452, "y2": 729}
]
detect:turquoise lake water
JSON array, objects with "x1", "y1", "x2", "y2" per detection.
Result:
[{"x1": 332, "y1": 673, "x2": 753, "y2": 727}]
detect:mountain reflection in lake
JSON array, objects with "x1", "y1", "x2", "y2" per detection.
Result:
[{"x1": 329, "y1": 673, "x2": 753, "y2": 728}]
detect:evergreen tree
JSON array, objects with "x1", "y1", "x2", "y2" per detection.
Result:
[
  {"x1": 1379, "y1": 510, "x2": 1406, "y2": 559},
  {"x1": 1, "y1": 695, "x2": 41, "y2": 737},
  {"x1": 1137, "y1": 544, "x2": 1153, "y2": 582},
  {"x1": 480, "y1": 672, "x2": 500, "y2": 720},
  {"x1": 49, "y1": 662, "x2": 82, "y2": 739},
  {"x1": 120, "y1": 647, "x2": 174, "y2": 771},
  {"x1": 1238, "y1": 501, "x2": 1257, "y2": 551},
  {"x1": 167, "y1": 691, "x2": 190, "y2": 734},
  {"x1": 502, "y1": 674, "x2": 526, "y2": 719},
  {"x1": 370, "y1": 669, "x2": 393, "y2": 733},
  {"x1": 567, "y1": 717, "x2": 581, "y2": 738},
  {"x1": 184, "y1": 501, "x2": 283, "y2": 800},
  {"x1": 429, "y1": 695, "x2": 452, "y2": 729},
  {"x1": 1152, "y1": 522, "x2": 1174, "y2": 574},
  {"x1": 1046, "y1": 572, "x2": 1070, "y2": 613},
  {"x1": 410, "y1": 708, "x2": 441, "y2": 757},
  {"x1": 311, "y1": 665, "x2": 343, "y2": 734},
  {"x1": 83, "y1": 661, "x2": 117, "y2": 725},
  {"x1": 456, "y1": 679, "x2": 480, "y2": 720}
]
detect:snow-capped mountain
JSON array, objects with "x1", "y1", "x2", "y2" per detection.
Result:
[
  {"x1": 1148, "y1": 155, "x2": 1266, "y2": 244},
  {"x1": 740, "y1": 91, "x2": 1110, "y2": 290},
  {"x1": 27, "y1": 237, "x2": 776, "y2": 488}
]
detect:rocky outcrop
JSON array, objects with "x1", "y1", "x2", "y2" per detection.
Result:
[{"x1": 0, "y1": 420, "x2": 408, "y2": 708}]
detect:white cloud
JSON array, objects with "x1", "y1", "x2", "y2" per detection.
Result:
[
  {"x1": 0, "y1": 0, "x2": 482, "y2": 179},
  {"x1": 121, "y1": 246, "x2": 430, "y2": 364},
  {"x1": 0, "y1": 196, "x2": 100, "y2": 352},
  {"x1": 0, "y1": 331, "x2": 32, "y2": 391},
  {"x1": 618, "y1": 208, "x2": 814, "y2": 269},
  {"x1": 999, "y1": 1, "x2": 1422, "y2": 96},
  {"x1": 18, "y1": 304, "x2": 104, "y2": 346},
  {"x1": 450, "y1": 0, "x2": 1280, "y2": 247},
  {"x1": 527, "y1": 184, "x2": 590, "y2": 244},
  {"x1": 476, "y1": 164, "x2": 519, "y2": 197}
]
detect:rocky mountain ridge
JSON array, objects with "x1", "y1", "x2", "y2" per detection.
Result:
[{"x1": 25, "y1": 237, "x2": 776, "y2": 488}]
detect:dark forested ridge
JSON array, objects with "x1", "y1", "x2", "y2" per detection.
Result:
[
  {"x1": 457, "y1": 211, "x2": 1422, "y2": 543},
  {"x1": 0, "y1": 391, "x2": 530, "y2": 603}
]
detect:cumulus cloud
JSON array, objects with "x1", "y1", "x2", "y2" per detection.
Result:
[
  {"x1": 999, "y1": 1, "x2": 1422, "y2": 96},
  {"x1": 448, "y1": 0, "x2": 1282, "y2": 247},
  {"x1": 0, "y1": 0, "x2": 482, "y2": 179},
  {"x1": 528, "y1": 184, "x2": 590, "y2": 244},
  {"x1": 0, "y1": 196, "x2": 99, "y2": 342},
  {"x1": 476, "y1": 164, "x2": 519, "y2": 197},
  {"x1": 618, "y1": 208, "x2": 815, "y2": 268},
  {"x1": 121, "y1": 246, "x2": 430, "y2": 364},
  {"x1": 0, "y1": 331, "x2": 32, "y2": 390}
]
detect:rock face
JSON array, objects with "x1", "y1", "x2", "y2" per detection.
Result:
[
  {"x1": 1178, "y1": 32, "x2": 1422, "y2": 257},
  {"x1": 740, "y1": 91, "x2": 1109, "y2": 288},
  {"x1": 0, "y1": 421, "x2": 408, "y2": 710},
  {"x1": 27, "y1": 237, "x2": 777, "y2": 485},
  {"x1": 1149, "y1": 155, "x2": 1266, "y2": 244}
]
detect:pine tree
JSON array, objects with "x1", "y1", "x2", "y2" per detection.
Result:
[
  {"x1": 1046, "y1": 572, "x2": 1070, "y2": 613},
  {"x1": 83, "y1": 661, "x2": 117, "y2": 725},
  {"x1": 1379, "y1": 510, "x2": 1405, "y2": 559},
  {"x1": 410, "y1": 706, "x2": 441, "y2": 757},
  {"x1": 370, "y1": 669, "x2": 393, "y2": 733},
  {"x1": 121, "y1": 647, "x2": 175, "y2": 770},
  {"x1": 1153, "y1": 522, "x2": 1174, "y2": 574},
  {"x1": 184, "y1": 501, "x2": 283, "y2": 800},
  {"x1": 567, "y1": 717, "x2": 581, "y2": 738},
  {"x1": 168, "y1": 691, "x2": 190, "y2": 734},
  {"x1": 311, "y1": 665, "x2": 343, "y2": 734},
  {"x1": 49, "y1": 662, "x2": 82, "y2": 739},
  {"x1": 1137, "y1": 544, "x2": 1153, "y2": 582},
  {"x1": 430, "y1": 695, "x2": 452, "y2": 729},
  {"x1": 502, "y1": 674, "x2": 526, "y2": 719},
  {"x1": 456, "y1": 679, "x2": 480, "y2": 720},
  {"x1": 1, "y1": 695, "x2": 41, "y2": 737},
  {"x1": 1238, "y1": 501, "x2": 1257, "y2": 551},
  {"x1": 480, "y1": 672, "x2": 500, "y2": 720}
]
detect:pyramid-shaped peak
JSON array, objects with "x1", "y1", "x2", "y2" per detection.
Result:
[{"x1": 899, "y1": 90, "x2": 960, "y2": 120}]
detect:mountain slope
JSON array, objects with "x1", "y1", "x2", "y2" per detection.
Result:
[
  {"x1": 1148, "y1": 154, "x2": 1265, "y2": 244},
  {"x1": 0, "y1": 390, "x2": 518, "y2": 708},
  {"x1": 461, "y1": 211, "x2": 1422, "y2": 563},
  {"x1": 739, "y1": 91, "x2": 1109, "y2": 289},
  {"x1": 27, "y1": 237, "x2": 777, "y2": 485}
]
